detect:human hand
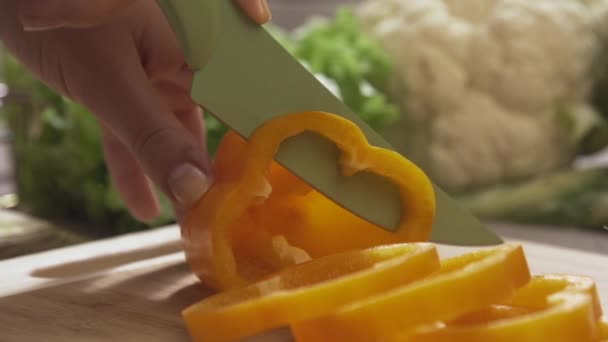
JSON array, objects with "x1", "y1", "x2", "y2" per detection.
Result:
[{"x1": 0, "y1": 0, "x2": 271, "y2": 222}]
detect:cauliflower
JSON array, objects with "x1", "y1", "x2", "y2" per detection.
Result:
[{"x1": 356, "y1": 0, "x2": 608, "y2": 191}]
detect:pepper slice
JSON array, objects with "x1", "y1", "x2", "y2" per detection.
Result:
[
  {"x1": 503, "y1": 274, "x2": 603, "y2": 319},
  {"x1": 182, "y1": 243, "x2": 439, "y2": 342},
  {"x1": 182, "y1": 111, "x2": 436, "y2": 290},
  {"x1": 404, "y1": 274, "x2": 604, "y2": 342},
  {"x1": 291, "y1": 243, "x2": 531, "y2": 341}
]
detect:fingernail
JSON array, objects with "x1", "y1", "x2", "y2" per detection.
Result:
[
  {"x1": 257, "y1": 0, "x2": 271, "y2": 22},
  {"x1": 169, "y1": 163, "x2": 210, "y2": 206}
]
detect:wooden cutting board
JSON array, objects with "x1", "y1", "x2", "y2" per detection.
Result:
[{"x1": 1, "y1": 225, "x2": 607, "y2": 342}]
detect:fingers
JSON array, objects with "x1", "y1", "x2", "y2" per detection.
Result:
[
  {"x1": 100, "y1": 108, "x2": 207, "y2": 224},
  {"x1": 235, "y1": 0, "x2": 272, "y2": 24},
  {"x1": 17, "y1": 0, "x2": 135, "y2": 31},
  {"x1": 172, "y1": 107, "x2": 211, "y2": 221},
  {"x1": 101, "y1": 125, "x2": 161, "y2": 222},
  {"x1": 177, "y1": 107, "x2": 208, "y2": 152},
  {"x1": 57, "y1": 23, "x2": 212, "y2": 212},
  {"x1": 17, "y1": 0, "x2": 272, "y2": 32}
]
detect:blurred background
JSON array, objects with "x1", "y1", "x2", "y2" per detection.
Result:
[{"x1": 1, "y1": 0, "x2": 608, "y2": 259}]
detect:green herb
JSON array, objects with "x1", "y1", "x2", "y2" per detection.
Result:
[{"x1": 1, "y1": 54, "x2": 173, "y2": 233}]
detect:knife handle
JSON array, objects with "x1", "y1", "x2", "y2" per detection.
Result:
[
  {"x1": 156, "y1": 0, "x2": 269, "y2": 71},
  {"x1": 155, "y1": 0, "x2": 221, "y2": 70}
]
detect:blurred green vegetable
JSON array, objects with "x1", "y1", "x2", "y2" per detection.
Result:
[
  {"x1": 0, "y1": 53, "x2": 173, "y2": 233},
  {"x1": 204, "y1": 115, "x2": 228, "y2": 158},
  {"x1": 457, "y1": 168, "x2": 608, "y2": 230}
]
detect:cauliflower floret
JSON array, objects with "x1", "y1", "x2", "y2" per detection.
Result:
[
  {"x1": 431, "y1": 91, "x2": 574, "y2": 189},
  {"x1": 470, "y1": 0, "x2": 597, "y2": 112},
  {"x1": 357, "y1": 0, "x2": 608, "y2": 190},
  {"x1": 442, "y1": 0, "x2": 500, "y2": 24},
  {"x1": 362, "y1": 0, "x2": 475, "y2": 120}
]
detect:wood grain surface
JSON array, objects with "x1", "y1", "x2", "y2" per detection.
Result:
[
  {"x1": 0, "y1": 227, "x2": 293, "y2": 342},
  {"x1": 0, "y1": 225, "x2": 607, "y2": 342}
]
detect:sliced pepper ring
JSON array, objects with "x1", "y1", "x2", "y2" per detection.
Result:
[
  {"x1": 182, "y1": 111, "x2": 436, "y2": 289},
  {"x1": 182, "y1": 243, "x2": 439, "y2": 342},
  {"x1": 405, "y1": 274, "x2": 604, "y2": 342},
  {"x1": 242, "y1": 110, "x2": 436, "y2": 243},
  {"x1": 291, "y1": 243, "x2": 531, "y2": 342},
  {"x1": 502, "y1": 274, "x2": 603, "y2": 319}
]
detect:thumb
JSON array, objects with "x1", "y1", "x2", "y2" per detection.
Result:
[{"x1": 17, "y1": 0, "x2": 135, "y2": 31}]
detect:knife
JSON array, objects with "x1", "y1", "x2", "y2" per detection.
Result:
[{"x1": 155, "y1": 0, "x2": 502, "y2": 246}]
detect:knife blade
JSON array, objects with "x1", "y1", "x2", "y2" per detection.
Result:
[{"x1": 156, "y1": 0, "x2": 503, "y2": 246}]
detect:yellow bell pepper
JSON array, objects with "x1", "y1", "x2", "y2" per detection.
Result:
[
  {"x1": 404, "y1": 274, "x2": 604, "y2": 342},
  {"x1": 291, "y1": 243, "x2": 531, "y2": 341},
  {"x1": 503, "y1": 274, "x2": 603, "y2": 319},
  {"x1": 178, "y1": 110, "x2": 606, "y2": 342},
  {"x1": 181, "y1": 111, "x2": 436, "y2": 290},
  {"x1": 182, "y1": 243, "x2": 439, "y2": 342}
]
